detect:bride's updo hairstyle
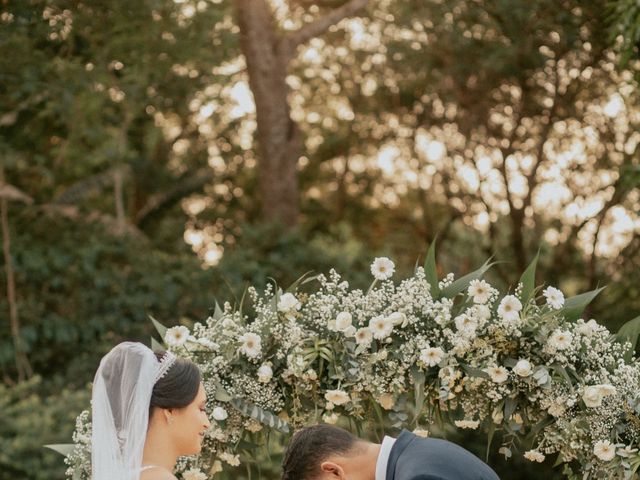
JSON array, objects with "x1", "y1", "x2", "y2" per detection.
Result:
[{"x1": 149, "y1": 351, "x2": 201, "y2": 418}]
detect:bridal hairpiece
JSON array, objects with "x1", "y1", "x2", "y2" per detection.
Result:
[{"x1": 154, "y1": 350, "x2": 176, "y2": 383}]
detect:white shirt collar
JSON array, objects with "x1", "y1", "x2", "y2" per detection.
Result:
[{"x1": 375, "y1": 436, "x2": 397, "y2": 480}]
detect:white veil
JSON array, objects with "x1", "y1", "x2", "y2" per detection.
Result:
[{"x1": 91, "y1": 342, "x2": 159, "y2": 480}]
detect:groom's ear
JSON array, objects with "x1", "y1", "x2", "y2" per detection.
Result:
[{"x1": 320, "y1": 461, "x2": 345, "y2": 479}]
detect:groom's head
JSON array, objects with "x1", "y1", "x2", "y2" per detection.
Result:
[{"x1": 282, "y1": 424, "x2": 377, "y2": 480}]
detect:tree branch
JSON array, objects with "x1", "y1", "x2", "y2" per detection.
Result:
[{"x1": 284, "y1": 0, "x2": 368, "y2": 53}]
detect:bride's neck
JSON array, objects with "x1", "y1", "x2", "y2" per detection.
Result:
[{"x1": 142, "y1": 421, "x2": 178, "y2": 472}]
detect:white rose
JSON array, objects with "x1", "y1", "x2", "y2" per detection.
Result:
[
  {"x1": 343, "y1": 325, "x2": 356, "y2": 337},
  {"x1": 335, "y1": 312, "x2": 352, "y2": 331},
  {"x1": 322, "y1": 412, "x2": 339, "y2": 424},
  {"x1": 277, "y1": 293, "x2": 301, "y2": 316},
  {"x1": 387, "y1": 312, "x2": 406, "y2": 326},
  {"x1": 583, "y1": 384, "x2": 616, "y2": 407},
  {"x1": 212, "y1": 406, "x2": 228, "y2": 421},
  {"x1": 324, "y1": 389, "x2": 350, "y2": 405},
  {"x1": 257, "y1": 364, "x2": 273, "y2": 383},
  {"x1": 513, "y1": 359, "x2": 533, "y2": 377}
]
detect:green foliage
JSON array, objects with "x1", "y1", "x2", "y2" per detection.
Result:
[{"x1": 0, "y1": 377, "x2": 90, "y2": 480}]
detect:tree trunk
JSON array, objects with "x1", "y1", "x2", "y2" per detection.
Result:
[
  {"x1": 236, "y1": 0, "x2": 301, "y2": 227},
  {"x1": 0, "y1": 166, "x2": 33, "y2": 382}
]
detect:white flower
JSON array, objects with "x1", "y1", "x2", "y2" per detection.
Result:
[
  {"x1": 183, "y1": 468, "x2": 207, "y2": 480},
  {"x1": 548, "y1": 330, "x2": 573, "y2": 350},
  {"x1": 323, "y1": 412, "x2": 339, "y2": 424},
  {"x1": 355, "y1": 327, "x2": 373, "y2": 345},
  {"x1": 165, "y1": 326, "x2": 189, "y2": 347},
  {"x1": 486, "y1": 365, "x2": 509, "y2": 383},
  {"x1": 582, "y1": 384, "x2": 617, "y2": 408},
  {"x1": 543, "y1": 286, "x2": 565, "y2": 309},
  {"x1": 377, "y1": 393, "x2": 395, "y2": 410},
  {"x1": 491, "y1": 409, "x2": 504, "y2": 424},
  {"x1": 454, "y1": 419, "x2": 480, "y2": 429},
  {"x1": 343, "y1": 325, "x2": 356, "y2": 337},
  {"x1": 369, "y1": 315, "x2": 394, "y2": 340},
  {"x1": 513, "y1": 359, "x2": 533, "y2": 377},
  {"x1": 547, "y1": 402, "x2": 566, "y2": 418},
  {"x1": 468, "y1": 279, "x2": 492, "y2": 304},
  {"x1": 212, "y1": 406, "x2": 228, "y2": 421},
  {"x1": 257, "y1": 364, "x2": 273, "y2": 383},
  {"x1": 278, "y1": 293, "x2": 301, "y2": 318},
  {"x1": 617, "y1": 445, "x2": 638, "y2": 458},
  {"x1": 219, "y1": 452, "x2": 241, "y2": 466},
  {"x1": 413, "y1": 428, "x2": 430, "y2": 438},
  {"x1": 335, "y1": 312, "x2": 352, "y2": 331},
  {"x1": 324, "y1": 389, "x2": 350, "y2": 406},
  {"x1": 473, "y1": 304, "x2": 492, "y2": 321},
  {"x1": 210, "y1": 460, "x2": 223, "y2": 475},
  {"x1": 594, "y1": 440, "x2": 616, "y2": 461},
  {"x1": 420, "y1": 347, "x2": 445, "y2": 367},
  {"x1": 454, "y1": 314, "x2": 478, "y2": 337},
  {"x1": 371, "y1": 257, "x2": 395, "y2": 280},
  {"x1": 238, "y1": 332, "x2": 262, "y2": 358},
  {"x1": 497, "y1": 295, "x2": 522, "y2": 322},
  {"x1": 387, "y1": 312, "x2": 406, "y2": 326},
  {"x1": 195, "y1": 337, "x2": 218, "y2": 350},
  {"x1": 576, "y1": 319, "x2": 599, "y2": 336},
  {"x1": 524, "y1": 450, "x2": 545, "y2": 463}
]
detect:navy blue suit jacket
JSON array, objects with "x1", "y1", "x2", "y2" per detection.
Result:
[{"x1": 385, "y1": 430, "x2": 500, "y2": 480}]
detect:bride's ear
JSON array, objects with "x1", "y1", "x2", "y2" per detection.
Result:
[
  {"x1": 162, "y1": 408, "x2": 174, "y2": 425},
  {"x1": 320, "y1": 461, "x2": 345, "y2": 479}
]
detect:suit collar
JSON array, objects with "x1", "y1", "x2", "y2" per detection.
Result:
[{"x1": 385, "y1": 430, "x2": 416, "y2": 480}]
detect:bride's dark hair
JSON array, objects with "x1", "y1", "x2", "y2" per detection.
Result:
[{"x1": 149, "y1": 351, "x2": 201, "y2": 417}]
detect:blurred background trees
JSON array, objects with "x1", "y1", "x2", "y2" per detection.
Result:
[{"x1": 0, "y1": 0, "x2": 638, "y2": 478}]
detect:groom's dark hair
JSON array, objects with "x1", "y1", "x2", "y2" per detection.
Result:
[{"x1": 282, "y1": 424, "x2": 361, "y2": 480}]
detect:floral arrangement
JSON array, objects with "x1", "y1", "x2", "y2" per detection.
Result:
[{"x1": 63, "y1": 250, "x2": 640, "y2": 480}]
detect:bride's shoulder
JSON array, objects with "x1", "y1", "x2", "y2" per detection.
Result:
[{"x1": 140, "y1": 467, "x2": 178, "y2": 480}]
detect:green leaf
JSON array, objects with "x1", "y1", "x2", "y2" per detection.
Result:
[
  {"x1": 423, "y1": 237, "x2": 440, "y2": 299},
  {"x1": 519, "y1": 250, "x2": 539, "y2": 304},
  {"x1": 230, "y1": 397, "x2": 289, "y2": 433},
  {"x1": 213, "y1": 300, "x2": 224, "y2": 321},
  {"x1": 44, "y1": 444, "x2": 75, "y2": 456},
  {"x1": 214, "y1": 382, "x2": 233, "y2": 402},
  {"x1": 616, "y1": 314, "x2": 640, "y2": 360},
  {"x1": 560, "y1": 286, "x2": 606, "y2": 322},
  {"x1": 287, "y1": 270, "x2": 319, "y2": 293},
  {"x1": 149, "y1": 315, "x2": 167, "y2": 341},
  {"x1": 151, "y1": 337, "x2": 164, "y2": 351},
  {"x1": 411, "y1": 367, "x2": 426, "y2": 422},
  {"x1": 441, "y1": 259, "x2": 495, "y2": 299}
]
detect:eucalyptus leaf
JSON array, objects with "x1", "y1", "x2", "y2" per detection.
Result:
[
  {"x1": 560, "y1": 286, "x2": 606, "y2": 322},
  {"x1": 519, "y1": 251, "x2": 539, "y2": 304},
  {"x1": 149, "y1": 315, "x2": 167, "y2": 341},
  {"x1": 230, "y1": 397, "x2": 290, "y2": 433},
  {"x1": 44, "y1": 443, "x2": 75, "y2": 456},
  {"x1": 441, "y1": 259, "x2": 495, "y2": 299},
  {"x1": 616, "y1": 314, "x2": 640, "y2": 360},
  {"x1": 423, "y1": 237, "x2": 440, "y2": 299}
]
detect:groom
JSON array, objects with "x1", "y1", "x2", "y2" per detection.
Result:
[{"x1": 281, "y1": 424, "x2": 499, "y2": 480}]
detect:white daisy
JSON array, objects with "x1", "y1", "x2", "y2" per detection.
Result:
[
  {"x1": 543, "y1": 286, "x2": 565, "y2": 309},
  {"x1": 548, "y1": 330, "x2": 573, "y2": 350},
  {"x1": 324, "y1": 389, "x2": 350, "y2": 405},
  {"x1": 497, "y1": 295, "x2": 522, "y2": 322},
  {"x1": 593, "y1": 440, "x2": 616, "y2": 461},
  {"x1": 355, "y1": 327, "x2": 373, "y2": 345},
  {"x1": 165, "y1": 325, "x2": 189, "y2": 347},
  {"x1": 524, "y1": 450, "x2": 545, "y2": 463},
  {"x1": 369, "y1": 315, "x2": 394, "y2": 340},
  {"x1": 419, "y1": 346, "x2": 445, "y2": 367},
  {"x1": 467, "y1": 279, "x2": 492, "y2": 304},
  {"x1": 370, "y1": 257, "x2": 395, "y2": 280},
  {"x1": 238, "y1": 332, "x2": 262, "y2": 358},
  {"x1": 485, "y1": 365, "x2": 509, "y2": 383}
]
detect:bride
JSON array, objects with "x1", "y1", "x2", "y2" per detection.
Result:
[{"x1": 92, "y1": 342, "x2": 211, "y2": 480}]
